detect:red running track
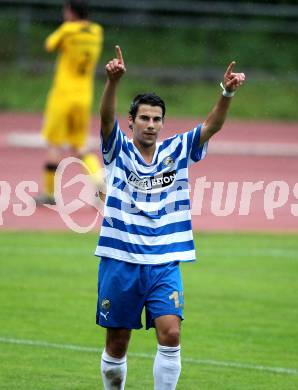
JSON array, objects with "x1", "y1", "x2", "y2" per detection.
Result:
[{"x1": 0, "y1": 113, "x2": 297, "y2": 232}]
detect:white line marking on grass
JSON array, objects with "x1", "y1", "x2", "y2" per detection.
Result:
[
  {"x1": 1, "y1": 245, "x2": 297, "y2": 259},
  {"x1": 0, "y1": 336, "x2": 297, "y2": 376}
]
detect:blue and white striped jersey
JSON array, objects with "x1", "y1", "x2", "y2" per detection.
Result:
[{"x1": 95, "y1": 120, "x2": 208, "y2": 265}]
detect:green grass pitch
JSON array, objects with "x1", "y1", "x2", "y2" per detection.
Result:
[{"x1": 0, "y1": 231, "x2": 297, "y2": 389}]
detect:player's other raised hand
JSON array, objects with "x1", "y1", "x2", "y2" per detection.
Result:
[
  {"x1": 106, "y1": 45, "x2": 126, "y2": 82},
  {"x1": 223, "y1": 61, "x2": 245, "y2": 92}
]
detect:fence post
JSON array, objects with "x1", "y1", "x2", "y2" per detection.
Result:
[{"x1": 17, "y1": 6, "x2": 32, "y2": 70}]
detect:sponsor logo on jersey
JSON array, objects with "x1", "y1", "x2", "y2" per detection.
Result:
[{"x1": 128, "y1": 171, "x2": 176, "y2": 190}]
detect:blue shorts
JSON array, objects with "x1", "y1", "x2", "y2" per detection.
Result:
[{"x1": 96, "y1": 257, "x2": 184, "y2": 330}]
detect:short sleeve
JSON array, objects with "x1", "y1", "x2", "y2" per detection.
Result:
[
  {"x1": 185, "y1": 124, "x2": 208, "y2": 166},
  {"x1": 101, "y1": 120, "x2": 124, "y2": 165}
]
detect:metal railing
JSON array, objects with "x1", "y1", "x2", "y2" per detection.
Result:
[
  {"x1": 1, "y1": 1, "x2": 297, "y2": 80},
  {"x1": 1, "y1": 0, "x2": 298, "y2": 33}
]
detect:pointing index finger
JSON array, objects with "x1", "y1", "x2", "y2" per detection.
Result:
[
  {"x1": 115, "y1": 45, "x2": 124, "y2": 64},
  {"x1": 226, "y1": 61, "x2": 236, "y2": 75}
]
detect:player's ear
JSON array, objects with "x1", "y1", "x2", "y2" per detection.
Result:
[{"x1": 128, "y1": 115, "x2": 133, "y2": 131}]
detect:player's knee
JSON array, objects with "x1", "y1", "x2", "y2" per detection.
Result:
[
  {"x1": 159, "y1": 327, "x2": 180, "y2": 346},
  {"x1": 107, "y1": 341, "x2": 127, "y2": 357},
  {"x1": 106, "y1": 329, "x2": 131, "y2": 357}
]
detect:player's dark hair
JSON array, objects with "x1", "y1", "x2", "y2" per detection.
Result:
[
  {"x1": 129, "y1": 93, "x2": 166, "y2": 121},
  {"x1": 65, "y1": 0, "x2": 89, "y2": 19}
]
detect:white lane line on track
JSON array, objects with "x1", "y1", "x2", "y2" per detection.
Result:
[
  {"x1": 0, "y1": 336, "x2": 297, "y2": 376},
  {"x1": 6, "y1": 132, "x2": 298, "y2": 157}
]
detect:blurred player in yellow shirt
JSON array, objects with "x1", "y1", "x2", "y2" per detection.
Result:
[{"x1": 36, "y1": 0, "x2": 104, "y2": 205}]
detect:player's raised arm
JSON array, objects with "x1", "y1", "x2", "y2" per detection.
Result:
[
  {"x1": 100, "y1": 45, "x2": 126, "y2": 146},
  {"x1": 45, "y1": 25, "x2": 64, "y2": 52},
  {"x1": 200, "y1": 61, "x2": 245, "y2": 145}
]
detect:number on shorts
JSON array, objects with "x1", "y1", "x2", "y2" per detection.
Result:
[{"x1": 169, "y1": 291, "x2": 180, "y2": 308}]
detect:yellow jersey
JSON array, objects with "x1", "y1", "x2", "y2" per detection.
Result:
[{"x1": 46, "y1": 21, "x2": 103, "y2": 96}]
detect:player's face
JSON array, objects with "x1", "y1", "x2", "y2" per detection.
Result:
[
  {"x1": 63, "y1": 5, "x2": 72, "y2": 21},
  {"x1": 130, "y1": 104, "x2": 164, "y2": 149},
  {"x1": 63, "y1": 5, "x2": 76, "y2": 22}
]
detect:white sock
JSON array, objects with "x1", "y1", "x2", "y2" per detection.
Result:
[
  {"x1": 153, "y1": 344, "x2": 181, "y2": 390},
  {"x1": 101, "y1": 349, "x2": 127, "y2": 390}
]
